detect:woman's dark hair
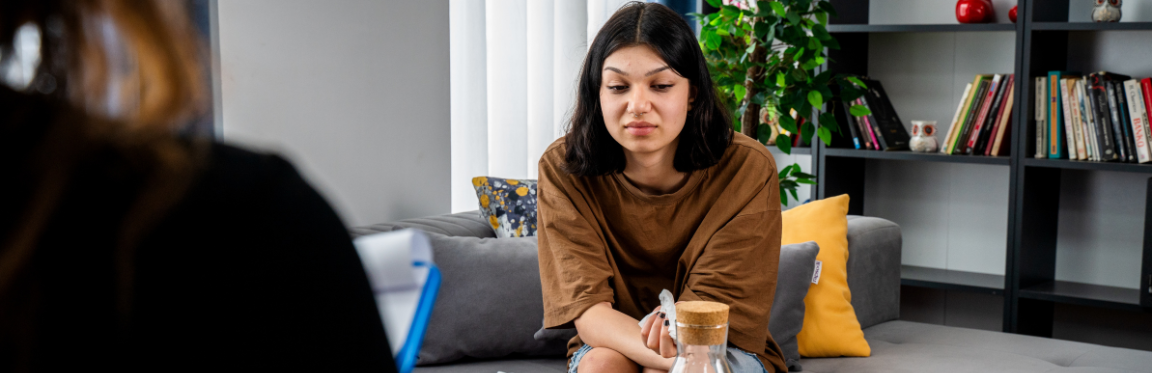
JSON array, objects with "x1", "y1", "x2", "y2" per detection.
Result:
[{"x1": 564, "y1": 1, "x2": 732, "y2": 176}]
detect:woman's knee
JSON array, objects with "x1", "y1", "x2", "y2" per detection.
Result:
[{"x1": 577, "y1": 347, "x2": 639, "y2": 373}]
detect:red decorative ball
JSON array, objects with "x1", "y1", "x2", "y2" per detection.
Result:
[
  {"x1": 1009, "y1": 5, "x2": 1018, "y2": 23},
  {"x1": 956, "y1": 0, "x2": 995, "y2": 24}
]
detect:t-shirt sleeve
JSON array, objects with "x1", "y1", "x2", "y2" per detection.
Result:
[
  {"x1": 537, "y1": 156, "x2": 616, "y2": 329},
  {"x1": 677, "y1": 154, "x2": 786, "y2": 372}
]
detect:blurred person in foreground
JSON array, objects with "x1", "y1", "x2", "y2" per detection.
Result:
[{"x1": 0, "y1": 1, "x2": 395, "y2": 371}]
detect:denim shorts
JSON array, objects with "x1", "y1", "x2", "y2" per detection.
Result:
[{"x1": 567, "y1": 343, "x2": 770, "y2": 373}]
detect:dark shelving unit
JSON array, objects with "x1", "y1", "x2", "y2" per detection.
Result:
[
  {"x1": 1019, "y1": 281, "x2": 1144, "y2": 312},
  {"x1": 767, "y1": 145, "x2": 812, "y2": 155},
  {"x1": 1023, "y1": 158, "x2": 1152, "y2": 174},
  {"x1": 824, "y1": 148, "x2": 1011, "y2": 165},
  {"x1": 819, "y1": 0, "x2": 1152, "y2": 341},
  {"x1": 902, "y1": 265, "x2": 1005, "y2": 296},
  {"x1": 827, "y1": 23, "x2": 1016, "y2": 33},
  {"x1": 1031, "y1": 22, "x2": 1152, "y2": 31}
]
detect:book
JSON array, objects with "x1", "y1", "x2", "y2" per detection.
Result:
[
  {"x1": 1138, "y1": 80, "x2": 1152, "y2": 159},
  {"x1": 965, "y1": 74, "x2": 1002, "y2": 154},
  {"x1": 1047, "y1": 71, "x2": 1068, "y2": 159},
  {"x1": 951, "y1": 75, "x2": 991, "y2": 154},
  {"x1": 1118, "y1": 80, "x2": 1141, "y2": 163},
  {"x1": 1059, "y1": 78, "x2": 1083, "y2": 160},
  {"x1": 1073, "y1": 80, "x2": 1092, "y2": 161},
  {"x1": 1035, "y1": 76, "x2": 1048, "y2": 158},
  {"x1": 956, "y1": 79, "x2": 991, "y2": 154},
  {"x1": 1143, "y1": 78, "x2": 1152, "y2": 157},
  {"x1": 355, "y1": 229, "x2": 442, "y2": 373},
  {"x1": 941, "y1": 82, "x2": 974, "y2": 154},
  {"x1": 856, "y1": 97, "x2": 883, "y2": 150},
  {"x1": 1107, "y1": 80, "x2": 1133, "y2": 162},
  {"x1": 989, "y1": 79, "x2": 1015, "y2": 156},
  {"x1": 842, "y1": 100, "x2": 862, "y2": 149},
  {"x1": 1087, "y1": 72, "x2": 1122, "y2": 161},
  {"x1": 972, "y1": 74, "x2": 1009, "y2": 155},
  {"x1": 1124, "y1": 80, "x2": 1152, "y2": 163},
  {"x1": 1064, "y1": 78, "x2": 1088, "y2": 160},
  {"x1": 860, "y1": 78, "x2": 911, "y2": 151}
]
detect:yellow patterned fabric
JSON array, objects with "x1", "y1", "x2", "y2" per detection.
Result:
[{"x1": 472, "y1": 176, "x2": 538, "y2": 238}]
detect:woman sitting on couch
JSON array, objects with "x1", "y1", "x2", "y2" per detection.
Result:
[{"x1": 536, "y1": 2, "x2": 785, "y2": 373}]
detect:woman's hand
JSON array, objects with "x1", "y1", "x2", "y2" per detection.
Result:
[{"x1": 639, "y1": 305, "x2": 676, "y2": 358}]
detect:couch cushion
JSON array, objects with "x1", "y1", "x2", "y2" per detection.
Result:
[
  {"x1": 769, "y1": 241, "x2": 820, "y2": 371},
  {"x1": 844, "y1": 215, "x2": 901, "y2": 330},
  {"x1": 352, "y1": 211, "x2": 495, "y2": 238},
  {"x1": 414, "y1": 358, "x2": 568, "y2": 373},
  {"x1": 800, "y1": 321, "x2": 1152, "y2": 373},
  {"x1": 409, "y1": 234, "x2": 567, "y2": 365}
]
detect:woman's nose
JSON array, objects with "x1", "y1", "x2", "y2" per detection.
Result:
[{"x1": 628, "y1": 89, "x2": 652, "y2": 115}]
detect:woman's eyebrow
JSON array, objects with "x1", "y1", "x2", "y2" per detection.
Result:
[{"x1": 602, "y1": 66, "x2": 672, "y2": 76}]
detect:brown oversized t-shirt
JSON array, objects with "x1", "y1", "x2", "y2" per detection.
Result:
[{"x1": 537, "y1": 132, "x2": 785, "y2": 372}]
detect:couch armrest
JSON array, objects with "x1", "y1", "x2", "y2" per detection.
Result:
[
  {"x1": 845, "y1": 215, "x2": 902, "y2": 329},
  {"x1": 351, "y1": 210, "x2": 496, "y2": 238}
]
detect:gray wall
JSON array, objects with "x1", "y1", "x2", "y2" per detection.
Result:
[
  {"x1": 864, "y1": 0, "x2": 1152, "y2": 351},
  {"x1": 216, "y1": 0, "x2": 450, "y2": 226}
]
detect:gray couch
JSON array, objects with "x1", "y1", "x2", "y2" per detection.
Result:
[{"x1": 354, "y1": 212, "x2": 1152, "y2": 373}]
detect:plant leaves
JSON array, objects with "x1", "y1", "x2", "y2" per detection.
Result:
[
  {"x1": 769, "y1": 1, "x2": 786, "y2": 17},
  {"x1": 789, "y1": 187, "x2": 799, "y2": 202},
  {"x1": 797, "y1": 178, "x2": 816, "y2": 185},
  {"x1": 734, "y1": 84, "x2": 747, "y2": 104},
  {"x1": 776, "y1": 72, "x2": 786, "y2": 87},
  {"x1": 778, "y1": 114, "x2": 797, "y2": 133},
  {"x1": 706, "y1": 0, "x2": 723, "y2": 7},
  {"x1": 786, "y1": 10, "x2": 800, "y2": 25},
  {"x1": 846, "y1": 76, "x2": 867, "y2": 88},
  {"x1": 811, "y1": 24, "x2": 832, "y2": 41},
  {"x1": 817, "y1": 0, "x2": 838, "y2": 17},
  {"x1": 717, "y1": 27, "x2": 731, "y2": 36},
  {"x1": 817, "y1": 126, "x2": 832, "y2": 145},
  {"x1": 775, "y1": 134, "x2": 792, "y2": 154},
  {"x1": 815, "y1": 11, "x2": 827, "y2": 25},
  {"x1": 757, "y1": 122, "x2": 773, "y2": 144},
  {"x1": 706, "y1": 32, "x2": 722, "y2": 50},
  {"x1": 849, "y1": 104, "x2": 871, "y2": 116},
  {"x1": 807, "y1": 90, "x2": 823, "y2": 108}
]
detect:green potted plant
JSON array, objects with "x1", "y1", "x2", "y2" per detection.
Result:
[{"x1": 692, "y1": 0, "x2": 871, "y2": 204}]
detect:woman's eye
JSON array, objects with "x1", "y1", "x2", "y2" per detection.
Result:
[
  {"x1": 608, "y1": 85, "x2": 628, "y2": 92},
  {"x1": 653, "y1": 84, "x2": 673, "y2": 90}
]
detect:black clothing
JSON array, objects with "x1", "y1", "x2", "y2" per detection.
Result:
[{"x1": 2, "y1": 87, "x2": 397, "y2": 372}]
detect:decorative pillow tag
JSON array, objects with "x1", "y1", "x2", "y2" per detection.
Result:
[
  {"x1": 471, "y1": 177, "x2": 538, "y2": 238},
  {"x1": 811, "y1": 260, "x2": 822, "y2": 285}
]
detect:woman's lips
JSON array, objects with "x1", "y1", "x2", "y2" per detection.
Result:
[{"x1": 626, "y1": 121, "x2": 656, "y2": 136}]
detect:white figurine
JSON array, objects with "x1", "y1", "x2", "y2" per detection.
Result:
[
  {"x1": 1093, "y1": 0, "x2": 1122, "y2": 22},
  {"x1": 909, "y1": 121, "x2": 939, "y2": 153}
]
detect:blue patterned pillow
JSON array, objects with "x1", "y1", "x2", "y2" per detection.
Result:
[{"x1": 471, "y1": 177, "x2": 538, "y2": 238}]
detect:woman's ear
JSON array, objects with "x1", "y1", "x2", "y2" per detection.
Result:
[{"x1": 688, "y1": 86, "x2": 698, "y2": 110}]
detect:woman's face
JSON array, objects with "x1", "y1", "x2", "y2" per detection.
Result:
[{"x1": 600, "y1": 45, "x2": 695, "y2": 157}]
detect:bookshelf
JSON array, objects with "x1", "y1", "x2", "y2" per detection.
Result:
[{"x1": 809, "y1": 0, "x2": 1152, "y2": 340}]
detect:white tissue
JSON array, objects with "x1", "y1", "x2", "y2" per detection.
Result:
[{"x1": 637, "y1": 289, "x2": 678, "y2": 339}]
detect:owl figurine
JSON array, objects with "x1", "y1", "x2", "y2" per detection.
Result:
[
  {"x1": 1093, "y1": 0, "x2": 1122, "y2": 22},
  {"x1": 909, "y1": 121, "x2": 939, "y2": 153}
]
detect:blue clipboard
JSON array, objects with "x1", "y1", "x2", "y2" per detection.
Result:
[{"x1": 395, "y1": 263, "x2": 441, "y2": 373}]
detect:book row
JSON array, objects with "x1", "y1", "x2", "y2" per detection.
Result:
[
  {"x1": 939, "y1": 74, "x2": 1016, "y2": 157},
  {"x1": 840, "y1": 77, "x2": 912, "y2": 151},
  {"x1": 1037, "y1": 71, "x2": 1152, "y2": 163}
]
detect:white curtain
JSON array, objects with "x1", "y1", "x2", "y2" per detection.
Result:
[{"x1": 450, "y1": 0, "x2": 660, "y2": 213}]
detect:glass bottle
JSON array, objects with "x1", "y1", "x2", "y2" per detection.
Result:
[{"x1": 669, "y1": 301, "x2": 732, "y2": 373}]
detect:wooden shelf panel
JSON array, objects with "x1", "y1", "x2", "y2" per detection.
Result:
[
  {"x1": 1022, "y1": 158, "x2": 1152, "y2": 174},
  {"x1": 1018, "y1": 281, "x2": 1148, "y2": 312},
  {"x1": 901, "y1": 265, "x2": 1006, "y2": 296},
  {"x1": 1031, "y1": 22, "x2": 1152, "y2": 31},
  {"x1": 823, "y1": 148, "x2": 1012, "y2": 165},
  {"x1": 827, "y1": 24, "x2": 1016, "y2": 33}
]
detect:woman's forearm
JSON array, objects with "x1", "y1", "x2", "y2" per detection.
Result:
[{"x1": 574, "y1": 302, "x2": 674, "y2": 370}]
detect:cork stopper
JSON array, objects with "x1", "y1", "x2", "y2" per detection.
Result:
[{"x1": 675, "y1": 301, "x2": 729, "y2": 346}]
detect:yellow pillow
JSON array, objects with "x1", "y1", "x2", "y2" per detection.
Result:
[{"x1": 783, "y1": 194, "x2": 870, "y2": 358}]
